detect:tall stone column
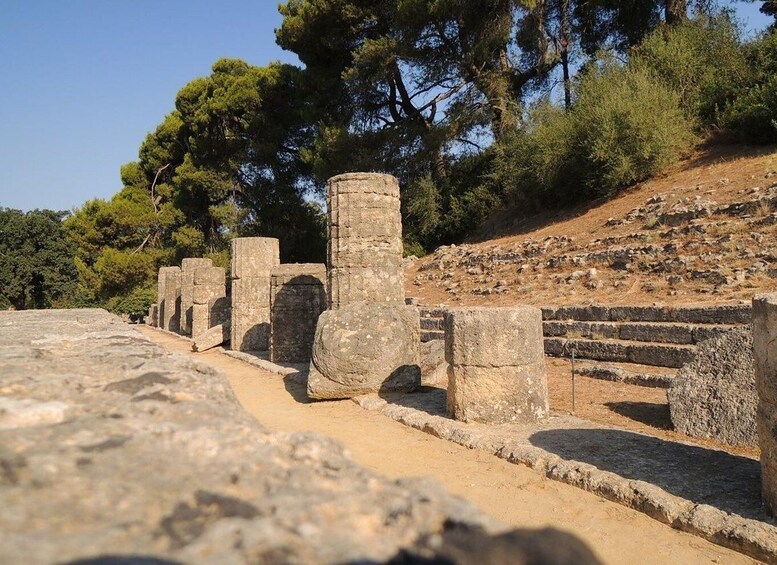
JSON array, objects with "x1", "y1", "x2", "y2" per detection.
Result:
[
  {"x1": 161, "y1": 268, "x2": 182, "y2": 333},
  {"x1": 180, "y1": 258, "x2": 213, "y2": 336},
  {"x1": 754, "y1": 293, "x2": 777, "y2": 516},
  {"x1": 327, "y1": 173, "x2": 404, "y2": 309},
  {"x1": 230, "y1": 237, "x2": 279, "y2": 352},
  {"x1": 270, "y1": 264, "x2": 327, "y2": 363},
  {"x1": 191, "y1": 266, "x2": 227, "y2": 339},
  {"x1": 444, "y1": 307, "x2": 549, "y2": 424},
  {"x1": 157, "y1": 266, "x2": 179, "y2": 328}
]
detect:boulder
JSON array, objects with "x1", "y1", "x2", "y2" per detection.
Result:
[
  {"x1": 668, "y1": 328, "x2": 758, "y2": 447},
  {"x1": 307, "y1": 302, "x2": 420, "y2": 399}
]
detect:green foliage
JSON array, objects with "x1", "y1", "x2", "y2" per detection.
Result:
[
  {"x1": 492, "y1": 63, "x2": 694, "y2": 206},
  {"x1": 0, "y1": 209, "x2": 78, "y2": 310},
  {"x1": 631, "y1": 16, "x2": 749, "y2": 126},
  {"x1": 720, "y1": 74, "x2": 777, "y2": 144},
  {"x1": 106, "y1": 286, "x2": 156, "y2": 320}
]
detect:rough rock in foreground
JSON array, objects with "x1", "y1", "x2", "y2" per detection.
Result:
[
  {"x1": 668, "y1": 328, "x2": 758, "y2": 447},
  {"x1": 0, "y1": 309, "x2": 600, "y2": 565}
]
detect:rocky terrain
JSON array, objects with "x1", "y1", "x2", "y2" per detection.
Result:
[{"x1": 407, "y1": 146, "x2": 777, "y2": 307}]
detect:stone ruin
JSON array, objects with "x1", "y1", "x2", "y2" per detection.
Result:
[
  {"x1": 754, "y1": 293, "x2": 777, "y2": 516},
  {"x1": 270, "y1": 263, "x2": 326, "y2": 363},
  {"x1": 179, "y1": 257, "x2": 213, "y2": 335},
  {"x1": 445, "y1": 306, "x2": 549, "y2": 424},
  {"x1": 231, "y1": 237, "x2": 279, "y2": 352},
  {"x1": 327, "y1": 173, "x2": 404, "y2": 309},
  {"x1": 307, "y1": 173, "x2": 421, "y2": 399},
  {"x1": 159, "y1": 266, "x2": 181, "y2": 332},
  {"x1": 191, "y1": 265, "x2": 228, "y2": 338},
  {"x1": 668, "y1": 328, "x2": 758, "y2": 447}
]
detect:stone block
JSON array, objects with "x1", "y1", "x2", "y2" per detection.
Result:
[
  {"x1": 445, "y1": 307, "x2": 548, "y2": 424},
  {"x1": 147, "y1": 304, "x2": 159, "y2": 327},
  {"x1": 192, "y1": 322, "x2": 231, "y2": 352},
  {"x1": 181, "y1": 257, "x2": 212, "y2": 271},
  {"x1": 668, "y1": 328, "x2": 758, "y2": 447},
  {"x1": 754, "y1": 293, "x2": 777, "y2": 515},
  {"x1": 192, "y1": 283, "x2": 226, "y2": 306},
  {"x1": 328, "y1": 266, "x2": 405, "y2": 309},
  {"x1": 444, "y1": 307, "x2": 544, "y2": 368},
  {"x1": 231, "y1": 277, "x2": 272, "y2": 306},
  {"x1": 230, "y1": 237, "x2": 279, "y2": 279},
  {"x1": 180, "y1": 270, "x2": 195, "y2": 335},
  {"x1": 157, "y1": 266, "x2": 180, "y2": 327},
  {"x1": 231, "y1": 306, "x2": 271, "y2": 352},
  {"x1": 307, "y1": 302, "x2": 420, "y2": 399},
  {"x1": 194, "y1": 266, "x2": 226, "y2": 287}
]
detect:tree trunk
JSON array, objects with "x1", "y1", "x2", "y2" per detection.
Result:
[
  {"x1": 665, "y1": 0, "x2": 687, "y2": 25},
  {"x1": 561, "y1": 0, "x2": 572, "y2": 111}
]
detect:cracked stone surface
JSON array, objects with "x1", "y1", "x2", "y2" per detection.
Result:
[{"x1": 0, "y1": 308, "x2": 601, "y2": 565}]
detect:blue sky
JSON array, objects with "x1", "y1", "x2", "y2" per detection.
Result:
[{"x1": 0, "y1": 1, "x2": 772, "y2": 213}]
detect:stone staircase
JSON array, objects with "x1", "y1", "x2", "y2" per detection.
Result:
[{"x1": 417, "y1": 303, "x2": 751, "y2": 387}]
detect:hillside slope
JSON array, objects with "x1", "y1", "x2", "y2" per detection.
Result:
[{"x1": 406, "y1": 145, "x2": 777, "y2": 307}]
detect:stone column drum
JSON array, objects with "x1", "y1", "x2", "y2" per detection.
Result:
[
  {"x1": 327, "y1": 173, "x2": 404, "y2": 309},
  {"x1": 230, "y1": 237, "x2": 279, "y2": 352},
  {"x1": 180, "y1": 258, "x2": 213, "y2": 336},
  {"x1": 444, "y1": 307, "x2": 549, "y2": 424},
  {"x1": 161, "y1": 268, "x2": 182, "y2": 333},
  {"x1": 270, "y1": 264, "x2": 327, "y2": 363},
  {"x1": 754, "y1": 293, "x2": 777, "y2": 516},
  {"x1": 191, "y1": 266, "x2": 227, "y2": 339}
]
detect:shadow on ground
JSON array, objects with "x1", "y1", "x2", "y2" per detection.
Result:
[
  {"x1": 530, "y1": 428, "x2": 767, "y2": 520},
  {"x1": 378, "y1": 386, "x2": 449, "y2": 418},
  {"x1": 283, "y1": 372, "x2": 311, "y2": 404},
  {"x1": 605, "y1": 401, "x2": 672, "y2": 429}
]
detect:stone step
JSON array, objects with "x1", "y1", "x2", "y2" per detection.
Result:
[
  {"x1": 420, "y1": 317, "x2": 444, "y2": 331},
  {"x1": 541, "y1": 304, "x2": 751, "y2": 325},
  {"x1": 544, "y1": 336, "x2": 696, "y2": 369},
  {"x1": 421, "y1": 329, "x2": 445, "y2": 343},
  {"x1": 572, "y1": 362, "x2": 676, "y2": 388},
  {"x1": 542, "y1": 320, "x2": 735, "y2": 345}
]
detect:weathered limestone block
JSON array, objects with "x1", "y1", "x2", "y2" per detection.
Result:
[
  {"x1": 191, "y1": 266, "x2": 227, "y2": 340},
  {"x1": 327, "y1": 173, "x2": 404, "y2": 309},
  {"x1": 668, "y1": 328, "x2": 757, "y2": 447},
  {"x1": 3, "y1": 309, "x2": 584, "y2": 564},
  {"x1": 147, "y1": 304, "x2": 159, "y2": 327},
  {"x1": 230, "y1": 237, "x2": 279, "y2": 351},
  {"x1": 192, "y1": 322, "x2": 231, "y2": 352},
  {"x1": 161, "y1": 267, "x2": 182, "y2": 333},
  {"x1": 179, "y1": 258, "x2": 213, "y2": 335},
  {"x1": 270, "y1": 264, "x2": 327, "y2": 363},
  {"x1": 157, "y1": 266, "x2": 180, "y2": 330},
  {"x1": 754, "y1": 293, "x2": 777, "y2": 516},
  {"x1": 308, "y1": 302, "x2": 420, "y2": 399},
  {"x1": 445, "y1": 307, "x2": 548, "y2": 424},
  {"x1": 192, "y1": 296, "x2": 231, "y2": 340}
]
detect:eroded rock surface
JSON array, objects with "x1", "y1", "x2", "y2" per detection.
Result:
[
  {"x1": 668, "y1": 328, "x2": 758, "y2": 447},
  {"x1": 0, "y1": 308, "x2": 511, "y2": 564}
]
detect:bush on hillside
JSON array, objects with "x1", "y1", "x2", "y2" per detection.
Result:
[
  {"x1": 631, "y1": 16, "x2": 749, "y2": 126},
  {"x1": 492, "y1": 64, "x2": 694, "y2": 207}
]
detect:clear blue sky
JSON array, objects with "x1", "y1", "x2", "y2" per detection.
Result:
[{"x1": 0, "y1": 1, "x2": 771, "y2": 213}]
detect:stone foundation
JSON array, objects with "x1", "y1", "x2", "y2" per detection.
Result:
[
  {"x1": 270, "y1": 264, "x2": 327, "y2": 363},
  {"x1": 230, "y1": 237, "x2": 279, "y2": 351},
  {"x1": 445, "y1": 307, "x2": 548, "y2": 424},
  {"x1": 754, "y1": 293, "x2": 777, "y2": 516},
  {"x1": 327, "y1": 173, "x2": 404, "y2": 308}
]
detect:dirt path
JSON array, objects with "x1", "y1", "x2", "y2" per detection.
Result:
[{"x1": 138, "y1": 326, "x2": 757, "y2": 565}]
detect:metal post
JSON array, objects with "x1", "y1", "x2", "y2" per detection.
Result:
[{"x1": 571, "y1": 349, "x2": 576, "y2": 415}]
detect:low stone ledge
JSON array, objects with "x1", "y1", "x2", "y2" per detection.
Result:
[
  {"x1": 0, "y1": 309, "x2": 536, "y2": 565},
  {"x1": 352, "y1": 391, "x2": 777, "y2": 563}
]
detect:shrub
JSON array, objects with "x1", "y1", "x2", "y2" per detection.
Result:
[
  {"x1": 631, "y1": 16, "x2": 749, "y2": 126},
  {"x1": 720, "y1": 75, "x2": 777, "y2": 144},
  {"x1": 492, "y1": 64, "x2": 694, "y2": 206}
]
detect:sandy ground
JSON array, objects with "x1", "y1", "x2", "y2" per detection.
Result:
[{"x1": 138, "y1": 326, "x2": 758, "y2": 565}]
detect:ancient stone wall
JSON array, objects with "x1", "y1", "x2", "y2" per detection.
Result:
[
  {"x1": 147, "y1": 304, "x2": 159, "y2": 327},
  {"x1": 180, "y1": 258, "x2": 213, "y2": 335},
  {"x1": 753, "y1": 293, "x2": 777, "y2": 516},
  {"x1": 191, "y1": 266, "x2": 227, "y2": 339},
  {"x1": 444, "y1": 306, "x2": 549, "y2": 424},
  {"x1": 270, "y1": 263, "x2": 327, "y2": 363},
  {"x1": 327, "y1": 173, "x2": 404, "y2": 309},
  {"x1": 230, "y1": 237, "x2": 279, "y2": 351},
  {"x1": 160, "y1": 267, "x2": 182, "y2": 333}
]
